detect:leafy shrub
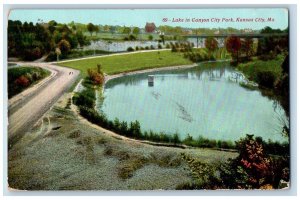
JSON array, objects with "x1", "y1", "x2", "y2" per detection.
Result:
[
  {"x1": 219, "y1": 134, "x2": 289, "y2": 189},
  {"x1": 135, "y1": 46, "x2": 139, "y2": 51},
  {"x1": 87, "y1": 68, "x2": 105, "y2": 85},
  {"x1": 14, "y1": 75, "x2": 30, "y2": 87},
  {"x1": 127, "y1": 47, "x2": 134, "y2": 52},
  {"x1": 8, "y1": 67, "x2": 49, "y2": 98},
  {"x1": 128, "y1": 34, "x2": 136, "y2": 41},
  {"x1": 145, "y1": 46, "x2": 149, "y2": 50},
  {"x1": 73, "y1": 89, "x2": 95, "y2": 108},
  {"x1": 150, "y1": 45, "x2": 155, "y2": 50},
  {"x1": 158, "y1": 44, "x2": 162, "y2": 49},
  {"x1": 256, "y1": 71, "x2": 276, "y2": 88}
]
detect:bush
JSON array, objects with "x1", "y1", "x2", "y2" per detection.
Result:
[
  {"x1": 87, "y1": 68, "x2": 105, "y2": 85},
  {"x1": 14, "y1": 75, "x2": 30, "y2": 87},
  {"x1": 256, "y1": 71, "x2": 276, "y2": 88},
  {"x1": 127, "y1": 47, "x2": 134, "y2": 52},
  {"x1": 171, "y1": 46, "x2": 177, "y2": 52},
  {"x1": 150, "y1": 45, "x2": 155, "y2": 50},
  {"x1": 158, "y1": 44, "x2": 162, "y2": 49},
  {"x1": 219, "y1": 134, "x2": 289, "y2": 189},
  {"x1": 128, "y1": 34, "x2": 136, "y2": 41},
  {"x1": 145, "y1": 46, "x2": 149, "y2": 50},
  {"x1": 73, "y1": 89, "x2": 95, "y2": 108},
  {"x1": 135, "y1": 46, "x2": 139, "y2": 51}
]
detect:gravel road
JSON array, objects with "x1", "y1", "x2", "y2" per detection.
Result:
[{"x1": 8, "y1": 62, "x2": 79, "y2": 149}]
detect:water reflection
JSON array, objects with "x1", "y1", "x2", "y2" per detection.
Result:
[{"x1": 101, "y1": 62, "x2": 288, "y2": 142}]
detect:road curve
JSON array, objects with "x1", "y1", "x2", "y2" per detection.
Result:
[{"x1": 8, "y1": 62, "x2": 79, "y2": 149}]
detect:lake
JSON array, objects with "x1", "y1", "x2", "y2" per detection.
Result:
[{"x1": 99, "y1": 61, "x2": 288, "y2": 142}]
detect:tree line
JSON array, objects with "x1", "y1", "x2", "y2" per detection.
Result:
[{"x1": 8, "y1": 20, "x2": 90, "y2": 61}]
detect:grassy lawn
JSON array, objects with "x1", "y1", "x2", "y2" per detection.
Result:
[
  {"x1": 59, "y1": 51, "x2": 192, "y2": 76},
  {"x1": 237, "y1": 54, "x2": 285, "y2": 82}
]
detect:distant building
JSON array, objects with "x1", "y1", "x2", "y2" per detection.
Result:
[{"x1": 145, "y1": 22, "x2": 156, "y2": 33}]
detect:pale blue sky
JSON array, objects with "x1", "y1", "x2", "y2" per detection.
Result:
[{"x1": 9, "y1": 8, "x2": 288, "y2": 30}]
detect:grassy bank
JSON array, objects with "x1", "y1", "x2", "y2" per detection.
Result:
[
  {"x1": 59, "y1": 50, "x2": 192, "y2": 76},
  {"x1": 237, "y1": 54, "x2": 285, "y2": 86},
  {"x1": 8, "y1": 66, "x2": 50, "y2": 98}
]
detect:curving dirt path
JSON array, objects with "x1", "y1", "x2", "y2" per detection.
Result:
[{"x1": 8, "y1": 62, "x2": 79, "y2": 149}]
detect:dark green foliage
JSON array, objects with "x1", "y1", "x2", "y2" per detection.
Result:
[
  {"x1": 72, "y1": 88, "x2": 96, "y2": 108},
  {"x1": 127, "y1": 47, "x2": 134, "y2": 52},
  {"x1": 256, "y1": 71, "x2": 276, "y2": 88},
  {"x1": 256, "y1": 36, "x2": 288, "y2": 59},
  {"x1": 8, "y1": 20, "x2": 90, "y2": 61},
  {"x1": 128, "y1": 34, "x2": 136, "y2": 41},
  {"x1": 8, "y1": 67, "x2": 50, "y2": 98}
]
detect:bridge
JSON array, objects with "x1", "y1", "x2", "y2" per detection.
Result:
[{"x1": 182, "y1": 32, "x2": 288, "y2": 48}]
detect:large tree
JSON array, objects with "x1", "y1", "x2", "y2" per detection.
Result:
[
  {"x1": 225, "y1": 36, "x2": 241, "y2": 64},
  {"x1": 241, "y1": 38, "x2": 254, "y2": 60},
  {"x1": 205, "y1": 37, "x2": 218, "y2": 59},
  {"x1": 132, "y1": 27, "x2": 140, "y2": 35},
  {"x1": 87, "y1": 23, "x2": 95, "y2": 36}
]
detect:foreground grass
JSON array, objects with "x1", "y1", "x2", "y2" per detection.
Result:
[
  {"x1": 59, "y1": 50, "x2": 192, "y2": 76},
  {"x1": 237, "y1": 54, "x2": 285, "y2": 83}
]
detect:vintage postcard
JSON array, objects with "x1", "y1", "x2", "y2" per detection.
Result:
[{"x1": 7, "y1": 8, "x2": 289, "y2": 191}]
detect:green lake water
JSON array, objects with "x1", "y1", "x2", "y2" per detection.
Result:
[{"x1": 99, "y1": 62, "x2": 288, "y2": 142}]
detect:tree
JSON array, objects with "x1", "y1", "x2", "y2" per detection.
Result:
[
  {"x1": 225, "y1": 36, "x2": 241, "y2": 64},
  {"x1": 93, "y1": 25, "x2": 99, "y2": 35},
  {"x1": 205, "y1": 37, "x2": 218, "y2": 59},
  {"x1": 159, "y1": 34, "x2": 165, "y2": 45},
  {"x1": 123, "y1": 27, "x2": 131, "y2": 35},
  {"x1": 76, "y1": 31, "x2": 89, "y2": 47},
  {"x1": 148, "y1": 35, "x2": 153, "y2": 41},
  {"x1": 57, "y1": 39, "x2": 71, "y2": 55},
  {"x1": 87, "y1": 23, "x2": 95, "y2": 36},
  {"x1": 87, "y1": 68, "x2": 105, "y2": 85},
  {"x1": 241, "y1": 38, "x2": 254, "y2": 59},
  {"x1": 145, "y1": 22, "x2": 156, "y2": 33},
  {"x1": 132, "y1": 27, "x2": 140, "y2": 35}
]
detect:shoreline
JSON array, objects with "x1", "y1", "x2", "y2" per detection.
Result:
[
  {"x1": 104, "y1": 63, "x2": 198, "y2": 83},
  {"x1": 104, "y1": 59, "x2": 232, "y2": 84}
]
